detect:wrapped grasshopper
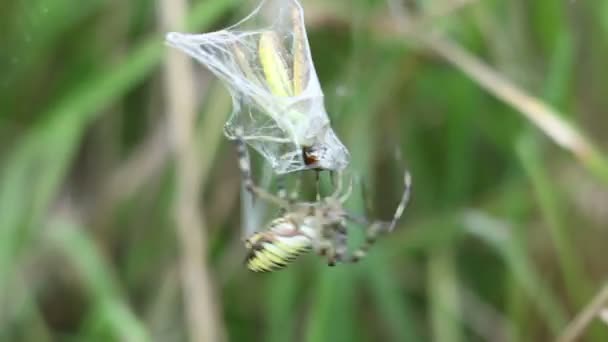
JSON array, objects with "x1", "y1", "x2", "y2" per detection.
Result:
[{"x1": 166, "y1": 0, "x2": 349, "y2": 174}]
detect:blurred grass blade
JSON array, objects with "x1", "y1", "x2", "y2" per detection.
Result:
[
  {"x1": 428, "y1": 247, "x2": 462, "y2": 342},
  {"x1": 516, "y1": 134, "x2": 590, "y2": 305},
  {"x1": 47, "y1": 221, "x2": 148, "y2": 341},
  {"x1": 0, "y1": 0, "x2": 235, "y2": 294},
  {"x1": 1, "y1": 0, "x2": 105, "y2": 99},
  {"x1": 306, "y1": 20, "x2": 407, "y2": 342},
  {"x1": 558, "y1": 282, "x2": 608, "y2": 342},
  {"x1": 601, "y1": 1, "x2": 608, "y2": 37},
  {"x1": 542, "y1": 31, "x2": 573, "y2": 108},
  {"x1": 365, "y1": 256, "x2": 419, "y2": 341},
  {"x1": 423, "y1": 35, "x2": 608, "y2": 185},
  {"x1": 462, "y1": 210, "x2": 567, "y2": 334},
  {"x1": 266, "y1": 269, "x2": 298, "y2": 342},
  {"x1": 1, "y1": 273, "x2": 53, "y2": 342},
  {"x1": 306, "y1": 268, "x2": 356, "y2": 342}
]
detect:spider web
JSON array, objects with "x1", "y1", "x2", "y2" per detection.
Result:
[{"x1": 166, "y1": 0, "x2": 349, "y2": 174}]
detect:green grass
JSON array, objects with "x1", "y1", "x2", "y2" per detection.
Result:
[{"x1": 2, "y1": 0, "x2": 608, "y2": 341}]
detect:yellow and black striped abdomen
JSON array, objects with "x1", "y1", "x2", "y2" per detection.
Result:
[{"x1": 245, "y1": 218, "x2": 313, "y2": 272}]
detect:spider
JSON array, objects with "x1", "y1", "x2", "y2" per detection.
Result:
[{"x1": 234, "y1": 129, "x2": 412, "y2": 272}]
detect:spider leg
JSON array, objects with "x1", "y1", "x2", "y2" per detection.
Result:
[
  {"x1": 344, "y1": 212, "x2": 370, "y2": 226},
  {"x1": 308, "y1": 208, "x2": 336, "y2": 265},
  {"x1": 315, "y1": 170, "x2": 321, "y2": 201},
  {"x1": 331, "y1": 223, "x2": 348, "y2": 265},
  {"x1": 277, "y1": 175, "x2": 288, "y2": 201},
  {"x1": 344, "y1": 170, "x2": 413, "y2": 262},
  {"x1": 326, "y1": 244, "x2": 338, "y2": 267},
  {"x1": 289, "y1": 176, "x2": 301, "y2": 203},
  {"x1": 316, "y1": 238, "x2": 333, "y2": 263},
  {"x1": 275, "y1": 175, "x2": 289, "y2": 215},
  {"x1": 386, "y1": 171, "x2": 412, "y2": 232},
  {"x1": 323, "y1": 223, "x2": 346, "y2": 267},
  {"x1": 234, "y1": 129, "x2": 289, "y2": 208},
  {"x1": 338, "y1": 174, "x2": 354, "y2": 203},
  {"x1": 329, "y1": 171, "x2": 353, "y2": 203},
  {"x1": 348, "y1": 222, "x2": 385, "y2": 262},
  {"x1": 278, "y1": 174, "x2": 303, "y2": 216},
  {"x1": 360, "y1": 176, "x2": 375, "y2": 218},
  {"x1": 330, "y1": 170, "x2": 343, "y2": 198},
  {"x1": 345, "y1": 171, "x2": 412, "y2": 228}
]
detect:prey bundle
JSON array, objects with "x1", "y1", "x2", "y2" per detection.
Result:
[{"x1": 166, "y1": 0, "x2": 350, "y2": 174}]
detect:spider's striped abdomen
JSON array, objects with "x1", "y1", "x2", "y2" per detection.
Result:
[{"x1": 245, "y1": 217, "x2": 314, "y2": 272}]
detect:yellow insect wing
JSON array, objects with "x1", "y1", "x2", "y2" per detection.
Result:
[
  {"x1": 259, "y1": 32, "x2": 293, "y2": 97},
  {"x1": 291, "y1": 7, "x2": 308, "y2": 95},
  {"x1": 232, "y1": 43, "x2": 265, "y2": 88}
]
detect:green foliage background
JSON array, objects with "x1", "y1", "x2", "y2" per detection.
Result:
[{"x1": 2, "y1": 0, "x2": 608, "y2": 341}]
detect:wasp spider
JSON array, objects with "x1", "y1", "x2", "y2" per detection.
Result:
[{"x1": 235, "y1": 131, "x2": 412, "y2": 272}]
